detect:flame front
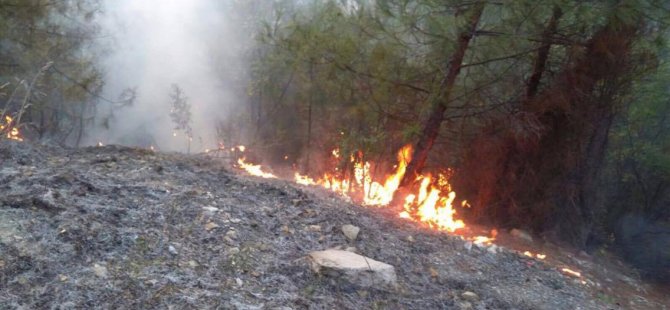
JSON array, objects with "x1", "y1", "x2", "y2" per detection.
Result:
[
  {"x1": 0, "y1": 116, "x2": 23, "y2": 141},
  {"x1": 290, "y1": 145, "x2": 467, "y2": 232},
  {"x1": 237, "y1": 157, "x2": 277, "y2": 179}
]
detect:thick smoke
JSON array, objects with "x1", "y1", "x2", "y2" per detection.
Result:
[{"x1": 88, "y1": 0, "x2": 249, "y2": 152}]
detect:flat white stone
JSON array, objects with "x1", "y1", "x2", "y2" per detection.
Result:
[{"x1": 308, "y1": 249, "x2": 396, "y2": 288}]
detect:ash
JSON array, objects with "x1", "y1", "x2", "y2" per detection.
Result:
[{"x1": 0, "y1": 141, "x2": 655, "y2": 309}]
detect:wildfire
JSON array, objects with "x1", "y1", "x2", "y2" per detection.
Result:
[
  {"x1": 290, "y1": 145, "x2": 467, "y2": 232},
  {"x1": 523, "y1": 251, "x2": 547, "y2": 260},
  {"x1": 561, "y1": 267, "x2": 582, "y2": 278},
  {"x1": 0, "y1": 116, "x2": 23, "y2": 141},
  {"x1": 237, "y1": 157, "x2": 277, "y2": 179}
]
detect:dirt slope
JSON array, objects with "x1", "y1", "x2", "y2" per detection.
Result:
[{"x1": 0, "y1": 141, "x2": 658, "y2": 309}]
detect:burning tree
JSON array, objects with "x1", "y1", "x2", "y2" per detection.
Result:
[{"x1": 169, "y1": 84, "x2": 193, "y2": 153}]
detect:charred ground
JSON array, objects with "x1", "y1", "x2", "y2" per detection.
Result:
[{"x1": 0, "y1": 141, "x2": 666, "y2": 309}]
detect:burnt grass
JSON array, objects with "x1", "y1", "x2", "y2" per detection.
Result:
[{"x1": 0, "y1": 141, "x2": 618, "y2": 309}]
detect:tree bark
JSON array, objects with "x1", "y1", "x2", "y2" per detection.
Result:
[
  {"x1": 398, "y1": 3, "x2": 485, "y2": 191},
  {"x1": 524, "y1": 6, "x2": 562, "y2": 103}
]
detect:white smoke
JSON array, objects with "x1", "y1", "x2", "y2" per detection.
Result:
[{"x1": 89, "y1": 0, "x2": 250, "y2": 152}]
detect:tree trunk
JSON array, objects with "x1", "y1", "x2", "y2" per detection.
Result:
[
  {"x1": 524, "y1": 6, "x2": 562, "y2": 103},
  {"x1": 398, "y1": 3, "x2": 485, "y2": 190}
]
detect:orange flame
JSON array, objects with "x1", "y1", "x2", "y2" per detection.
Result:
[
  {"x1": 0, "y1": 116, "x2": 23, "y2": 141},
  {"x1": 237, "y1": 157, "x2": 277, "y2": 179},
  {"x1": 561, "y1": 268, "x2": 581, "y2": 278}
]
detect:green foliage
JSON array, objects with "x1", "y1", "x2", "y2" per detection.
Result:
[{"x1": 0, "y1": 0, "x2": 104, "y2": 143}]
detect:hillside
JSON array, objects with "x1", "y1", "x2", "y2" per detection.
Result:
[{"x1": 0, "y1": 141, "x2": 666, "y2": 309}]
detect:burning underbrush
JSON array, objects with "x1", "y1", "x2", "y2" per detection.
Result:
[{"x1": 1, "y1": 140, "x2": 668, "y2": 309}]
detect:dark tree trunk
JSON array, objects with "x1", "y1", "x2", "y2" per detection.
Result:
[
  {"x1": 524, "y1": 6, "x2": 562, "y2": 103},
  {"x1": 398, "y1": 3, "x2": 485, "y2": 192}
]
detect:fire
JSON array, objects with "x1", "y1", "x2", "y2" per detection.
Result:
[
  {"x1": 291, "y1": 145, "x2": 467, "y2": 232},
  {"x1": 561, "y1": 268, "x2": 582, "y2": 278},
  {"x1": 472, "y1": 236, "x2": 495, "y2": 245},
  {"x1": 237, "y1": 157, "x2": 277, "y2": 179},
  {"x1": 294, "y1": 172, "x2": 317, "y2": 185},
  {"x1": 0, "y1": 116, "x2": 23, "y2": 141}
]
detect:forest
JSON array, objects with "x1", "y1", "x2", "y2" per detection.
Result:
[{"x1": 1, "y1": 0, "x2": 669, "y2": 282}]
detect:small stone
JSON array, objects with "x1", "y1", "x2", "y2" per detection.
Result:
[
  {"x1": 487, "y1": 245, "x2": 498, "y2": 255},
  {"x1": 510, "y1": 228, "x2": 533, "y2": 243},
  {"x1": 406, "y1": 235, "x2": 415, "y2": 242},
  {"x1": 429, "y1": 267, "x2": 439, "y2": 278},
  {"x1": 464, "y1": 242, "x2": 473, "y2": 251},
  {"x1": 461, "y1": 291, "x2": 479, "y2": 302},
  {"x1": 224, "y1": 236, "x2": 236, "y2": 246},
  {"x1": 58, "y1": 274, "x2": 68, "y2": 282},
  {"x1": 205, "y1": 222, "x2": 219, "y2": 231},
  {"x1": 93, "y1": 264, "x2": 108, "y2": 278},
  {"x1": 458, "y1": 301, "x2": 473, "y2": 310},
  {"x1": 0, "y1": 260, "x2": 4, "y2": 268},
  {"x1": 345, "y1": 246, "x2": 357, "y2": 252},
  {"x1": 202, "y1": 206, "x2": 219, "y2": 213},
  {"x1": 230, "y1": 218, "x2": 242, "y2": 223},
  {"x1": 168, "y1": 245, "x2": 178, "y2": 255},
  {"x1": 188, "y1": 260, "x2": 198, "y2": 268},
  {"x1": 307, "y1": 225, "x2": 321, "y2": 232},
  {"x1": 226, "y1": 229, "x2": 237, "y2": 239},
  {"x1": 227, "y1": 247, "x2": 240, "y2": 255},
  {"x1": 341, "y1": 224, "x2": 360, "y2": 241},
  {"x1": 235, "y1": 277, "x2": 244, "y2": 286},
  {"x1": 281, "y1": 225, "x2": 293, "y2": 234}
]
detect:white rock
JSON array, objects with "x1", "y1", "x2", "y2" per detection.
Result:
[
  {"x1": 308, "y1": 249, "x2": 396, "y2": 289},
  {"x1": 168, "y1": 245, "x2": 178, "y2": 255},
  {"x1": 464, "y1": 241, "x2": 473, "y2": 252},
  {"x1": 92, "y1": 264, "x2": 108, "y2": 278},
  {"x1": 462, "y1": 291, "x2": 479, "y2": 302},
  {"x1": 341, "y1": 224, "x2": 360, "y2": 241},
  {"x1": 202, "y1": 206, "x2": 219, "y2": 213}
]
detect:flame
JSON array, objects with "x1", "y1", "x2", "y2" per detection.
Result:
[
  {"x1": 561, "y1": 268, "x2": 581, "y2": 278},
  {"x1": 294, "y1": 172, "x2": 317, "y2": 185},
  {"x1": 97, "y1": 142, "x2": 104, "y2": 147},
  {"x1": 472, "y1": 236, "x2": 495, "y2": 245},
  {"x1": 0, "y1": 116, "x2": 23, "y2": 141},
  {"x1": 231, "y1": 144, "x2": 467, "y2": 233},
  {"x1": 237, "y1": 157, "x2": 276, "y2": 179}
]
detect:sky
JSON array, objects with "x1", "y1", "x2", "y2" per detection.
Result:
[{"x1": 89, "y1": 0, "x2": 243, "y2": 152}]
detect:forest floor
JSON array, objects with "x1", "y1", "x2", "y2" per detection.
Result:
[{"x1": 0, "y1": 141, "x2": 667, "y2": 309}]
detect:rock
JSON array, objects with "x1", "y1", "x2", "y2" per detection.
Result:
[
  {"x1": 205, "y1": 221, "x2": 219, "y2": 231},
  {"x1": 226, "y1": 229, "x2": 237, "y2": 239},
  {"x1": 342, "y1": 224, "x2": 360, "y2": 241},
  {"x1": 227, "y1": 247, "x2": 241, "y2": 255},
  {"x1": 168, "y1": 245, "x2": 178, "y2": 255},
  {"x1": 202, "y1": 206, "x2": 219, "y2": 213},
  {"x1": 464, "y1": 241, "x2": 473, "y2": 251},
  {"x1": 487, "y1": 244, "x2": 498, "y2": 255},
  {"x1": 92, "y1": 263, "x2": 108, "y2": 278},
  {"x1": 307, "y1": 225, "x2": 321, "y2": 232},
  {"x1": 235, "y1": 277, "x2": 244, "y2": 286},
  {"x1": 461, "y1": 291, "x2": 479, "y2": 302},
  {"x1": 308, "y1": 249, "x2": 396, "y2": 289},
  {"x1": 457, "y1": 301, "x2": 473, "y2": 310},
  {"x1": 510, "y1": 228, "x2": 533, "y2": 243}
]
